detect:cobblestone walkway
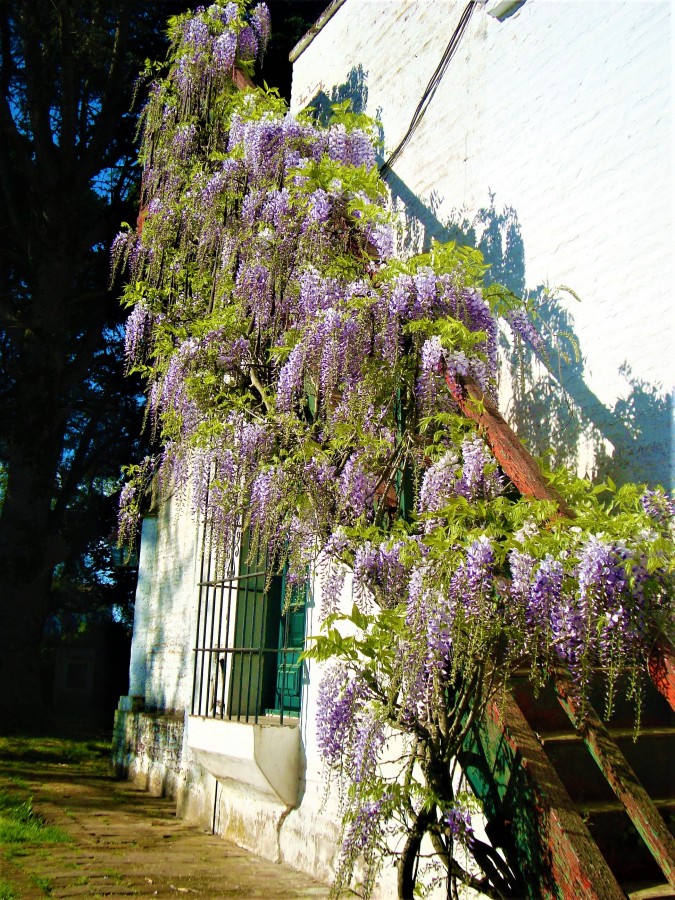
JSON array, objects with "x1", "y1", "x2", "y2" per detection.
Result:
[{"x1": 0, "y1": 756, "x2": 329, "y2": 899}]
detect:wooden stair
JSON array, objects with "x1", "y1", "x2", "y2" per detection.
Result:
[
  {"x1": 461, "y1": 657, "x2": 675, "y2": 898},
  {"x1": 441, "y1": 369, "x2": 675, "y2": 897}
]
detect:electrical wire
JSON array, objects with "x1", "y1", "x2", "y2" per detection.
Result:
[{"x1": 379, "y1": 1, "x2": 477, "y2": 176}]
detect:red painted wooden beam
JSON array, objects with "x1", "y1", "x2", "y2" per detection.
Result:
[
  {"x1": 649, "y1": 634, "x2": 675, "y2": 713},
  {"x1": 554, "y1": 673, "x2": 675, "y2": 888},
  {"x1": 444, "y1": 371, "x2": 574, "y2": 516},
  {"x1": 483, "y1": 691, "x2": 626, "y2": 899},
  {"x1": 231, "y1": 66, "x2": 256, "y2": 91}
]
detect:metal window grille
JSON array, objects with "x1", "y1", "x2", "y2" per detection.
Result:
[{"x1": 191, "y1": 524, "x2": 307, "y2": 724}]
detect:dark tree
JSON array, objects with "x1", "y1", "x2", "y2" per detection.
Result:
[
  {"x1": 0, "y1": 0, "x2": 188, "y2": 728},
  {"x1": 259, "y1": 1, "x2": 328, "y2": 100},
  {"x1": 0, "y1": 0, "x2": 328, "y2": 728}
]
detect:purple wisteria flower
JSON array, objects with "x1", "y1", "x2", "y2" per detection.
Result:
[
  {"x1": 250, "y1": 3, "x2": 271, "y2": 52},
  {"x1": 327, "y1": 126, "x2": 375, "y2": 169},
  {"x1": 316, "y1": 666, "x2": 368, "y2": 766},
  {"x1": 276, "y1": 345, "x2": 304, "y2": 412},
  {"x1": 213, "y1": 29, "x2": 237, "y2": 71},
  {"x1": 117, "y1": 480, "x2": 139, "y2": 546},
  {"x1": 237, "y1": 24, "x2": 258, "y2": 60},
  {"x1": 418, "y1": 451, "x2": 459, "y2": 524},
  {"x1": 416, "y1": 336, "x2": 445, "y2": 407},
  {"x1": 341, "y1": 795, "x2": 388, "y2": 856},
  {"x1": 364, "y1": 222, "x2": 395, "y2": 261},
  {"x1": 509, "y1": 549, "x2": 536, "y2": 603},
  {"x1": 218, "y1": 2, "x2": 239, "y2": 25},
  {"x1": 444, "y1": 804, "x2": 475, "y2": 848},
  {"x1": 183, "y1": 17, "x2": 210, "y2": 49},
  {"x1": 455, "y1": 438, "x2": 504, "y2": 501},
  {"x1": 172, "y1": 124, "x2": 197, "y2": 161},
  {"x1": 303, "y1": 188, "x2": 331, "y2": 228},
  {"x1": 340, "y1": 455, "x2": 377, "y2": 518},
  {"x1": 641, "y1": 488, "x2": 674, "y2": 525},
  {"x1": 506, "y1": 307, "x2": 547, "y2": 360},
  {"x1": 451, "y1": 536, "x2": 495, "y2": 620},
  {"x1": 124, "y1": 304, "x2": 152, "y2": 366},
  {"x1": 351, "y1": 714, "x2": 385, "y2": 784},
  {"x1": 110, "y1": 229, "x2": 135, "y2": 278},
  {"x1": 413, "y1": 270, "x2": 437, "y2": 317},
  {"x1": 529, "y1": 555, "x2": 564, "y2": 631}
]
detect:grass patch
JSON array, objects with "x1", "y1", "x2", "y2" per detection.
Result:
[
  {"x1": 0, "y1": 790, "x2": 69, "y2": 845},
  {"x1": 31, "y1": 875, "x2": 53, "y2": 894},
  {"x1": 0, "y1": 735, "x2": 110, "y2": 769},
  {"x1": 103, "y1": 868, "x2": 123, "y2": 882},
  {"x1": 0, "y1": 880, "x2": 18, "y2": 900}
]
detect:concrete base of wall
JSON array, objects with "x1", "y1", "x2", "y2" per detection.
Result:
[
  {"x1": 111, "y1": 698, "x2": 402, "y2": 898},
  {"x1": 112, "y1": 700, "x2": 215, "y2": 829},
  {"x1": 111, "y1": 699, "x2": 342, "y2": 889}
]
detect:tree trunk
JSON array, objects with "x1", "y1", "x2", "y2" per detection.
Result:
[
  {"x1": 398, "y1": 806, "x2": 437, "y2": 899},
  {"x1": 0, "y1": 267, "x2": 69, "y2": 728},
  {"x1": 0, "y1": 442, "x2": 61, "y2": 729}
]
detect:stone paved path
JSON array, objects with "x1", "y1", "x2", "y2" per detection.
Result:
[{"x1": 0, "y1": 757, "x2": 330, "y2": 898}]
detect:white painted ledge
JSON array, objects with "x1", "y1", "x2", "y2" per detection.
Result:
[{"x1": 187, "y1": 716, "x2": 302, "y2": 806}]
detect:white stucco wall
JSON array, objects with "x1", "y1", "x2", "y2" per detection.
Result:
[
  {"x1": 128, "y1": 490, "x2": 202, "y2": 713},
  {"x1": 291, "y1": 0, "x2": 673, "y2": 488}
]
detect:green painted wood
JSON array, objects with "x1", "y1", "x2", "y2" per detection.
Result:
[
  {"x1": 228, "y1": 532, "x2": 282, "y2": 719},
  {"x1": 272, "y1": 575, "x2": 307, "y2": 717}
]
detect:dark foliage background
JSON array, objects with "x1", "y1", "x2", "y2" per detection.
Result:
[{"x1": 0, "y1": 0, "x2": 327, "y2": 728}]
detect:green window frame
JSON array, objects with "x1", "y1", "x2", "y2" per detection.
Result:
[{"x1": 192, "y1": 527, "x2": 308, "y2": 724}]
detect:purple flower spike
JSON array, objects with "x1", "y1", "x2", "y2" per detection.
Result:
[
  {"x1": 251, "y1": 3, "x2": 271, "y2": 52},
  {"x1": 444, "y1": 804, "x2": 475, "y2": 848}
]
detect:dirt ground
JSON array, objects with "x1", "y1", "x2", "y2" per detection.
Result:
[{"x1": 0, "y1": 740, "x2": 330, "y2": 899}]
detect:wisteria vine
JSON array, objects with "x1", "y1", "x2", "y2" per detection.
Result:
[{"x1": 115, "y1": 4, "x2": 674, "y2": 897}]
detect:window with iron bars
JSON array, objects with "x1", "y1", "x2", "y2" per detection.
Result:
[{"x1": 191, "y1": 526, "x2": 307, "y2": 724}]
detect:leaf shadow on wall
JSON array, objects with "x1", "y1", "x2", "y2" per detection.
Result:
[
  {"x1": 313, "y1": 69, "x2": 672, "y2": 490},
  {"x1": 306, "y1": 64, "x2": 369, "y2": 124},
  {"x1": 390, "y1": 182, "x2": 672, "y2": 491}
]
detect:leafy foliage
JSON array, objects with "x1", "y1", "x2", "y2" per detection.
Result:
[{"x1": 117, "y1": 4, "x2": 674, "y2": 897}]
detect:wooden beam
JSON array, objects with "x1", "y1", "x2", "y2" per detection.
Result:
[
  {"x1": 469, "y1": 691, "x2": 626, "y2": 899},
  {"x1": 445, "y1": 371, "x2": 574, "y2": 516},
  {"x1": 649, "y1": 634, "x2": 675, "y2": 712},
  {"x1": 554, "y1": 674, "x2": 675, "y2": 888}
]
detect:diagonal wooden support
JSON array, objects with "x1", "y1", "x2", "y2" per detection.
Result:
[
  {"x1": 467, "y1": 690, "x2": 626, "y2": 899},
  {"x1": 554, "y1": 673, "x2": 675, "y2": 888},
  {"x1": 649, "y1": 634, "x2": 675, "y2": 712},
  {"x1": 445, "y1": 371, "x2": 574, "y2": 514}
]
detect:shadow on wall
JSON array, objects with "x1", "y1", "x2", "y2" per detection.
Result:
[
  {"x1": 388, "y1": 172, "x2": 672, "y2": 489},
  {"x1": 307, "y1": 64, "x2": 369, "y2": 124},
  {"x1": 314, "y1": 70, "x2": 673, "y2": 490},
  {"x1": 442, "y1": 197, "x2": 672, "y2": 491}
]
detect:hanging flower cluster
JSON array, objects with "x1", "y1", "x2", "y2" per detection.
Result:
[
  {"x1": 116, "y1": 4, "x2": 674, "y2": 897},
  {"x1": 114, "y1": 1, "x2": 532, "y2": 577}
]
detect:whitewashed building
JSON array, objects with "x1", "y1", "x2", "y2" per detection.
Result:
[{"x1": 113, "y1": 1, "x2": 673, "y2": 896}]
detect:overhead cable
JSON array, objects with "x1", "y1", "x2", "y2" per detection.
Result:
[{"x1": 379, "y1": 1, "x2": 477, "y2": 176}]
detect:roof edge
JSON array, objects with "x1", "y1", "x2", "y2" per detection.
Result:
[{"x1": 288, "y1": 0, "x2": 348, "y2": 63}]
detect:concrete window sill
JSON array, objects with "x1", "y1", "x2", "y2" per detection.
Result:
[{"x1": 187, "y1": 715, "x2": 302, "y2": 806}]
